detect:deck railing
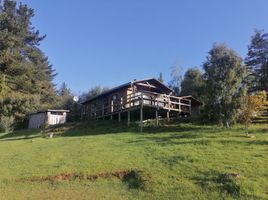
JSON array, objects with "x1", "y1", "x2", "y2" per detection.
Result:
[{"x1": 85, "y1": 91, "x2": 191, "y2": 119}]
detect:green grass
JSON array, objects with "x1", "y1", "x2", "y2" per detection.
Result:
[{"x1": 0, "y1": 121, "x2": 268, "y2": 199}]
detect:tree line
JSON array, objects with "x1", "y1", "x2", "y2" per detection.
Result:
[
  {"x1": 166, "y1": 31, "x2": 268, "y2": 127},
  {"x1": 0, "y1": 0, "x2": 267, "y2": 132}
]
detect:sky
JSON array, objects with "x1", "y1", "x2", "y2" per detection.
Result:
[{"x1": 20, "y1": 0, "x2": 268, "y2": 94}]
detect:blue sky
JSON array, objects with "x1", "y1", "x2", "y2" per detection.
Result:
[{"x1": 21, "y1": 0, "x2": 268, "y2": 93}]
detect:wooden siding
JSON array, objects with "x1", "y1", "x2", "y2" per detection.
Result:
[{"x1": 28, "y1": 111, "x2": 68, "y2": 129}]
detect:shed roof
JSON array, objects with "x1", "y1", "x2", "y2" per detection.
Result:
[{"x1": 30, "y1": 110, "x2": 70, "y2": 115}]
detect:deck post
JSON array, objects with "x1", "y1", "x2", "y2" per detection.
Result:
[
  {"x1": 167, "y1": 95, "x2": 170, "y2": 122},
  {"x1": 155, "y1": 109, "x2": 159, "y2": 127},
  {"x1": 110, "y1": 100, "x2": 113, "y2": 120},
  {"x1": 127, "y1": 110, "x2": 130, "y2": 127},
  {"x1": 167, "y1": 111, "x2": 170, "y2": 122},
  {"x1": 155, "y1": 99, "x2": 159, "y2": 127},
  {"x1": 179, "y1": 98, "x2": 181, "y2": 112},
  {"x1": 118, "y1": 112, "x2": 121, "y2": 122},
  {"x1": 102, "y1": 104, "x2": 104, "y2": 120},
  {"x1": 189, "y1": 100, "x2": 192, "y2": 116},
  {"x1": 140, "y1": 91, "x2": 144, "y2": 132}
]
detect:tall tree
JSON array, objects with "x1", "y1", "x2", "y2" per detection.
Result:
[
  {"x1": 203, "y1": 44, "x2": 248, "y2": 127},
  {"x1": 180, "y1": 67, "x2": 204, "y2": 100},
  {"x1": 0, "y1": 0, "x2": 57, "y2": 129},
  {"x1": 157, "y1": 72, "x2": 164, "y2": 83},
  {"x1": 245, "y1": 30, "x2": 268, "y2": 92},
  {"x1": 169, "y1": 66, "x2": 183, "y2": 96}
]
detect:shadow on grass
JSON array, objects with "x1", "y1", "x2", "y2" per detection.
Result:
[
  {"x1": 193, "y1": 169, "x2": 241, "y2": 197},
  {"x1": 0, "y1": 129, "x2": 41, "y2": 142},
  {"x1": 0, "y1": 119, "x2": 219, "y2": 142},
  {"x1": 58, "y1": 120, "x2": 214, "y2": 138},
  {"x1": 60, "y1": 120, "x2": 138, "y2": 137}
]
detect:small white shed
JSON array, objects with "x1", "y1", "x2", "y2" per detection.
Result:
[{"x1": 28, "y1": 110, "x2": 69, "y2": 129}]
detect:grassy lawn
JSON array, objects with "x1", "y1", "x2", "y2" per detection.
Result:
[{"x1": 0, "y1": 121, "x2": 267, "y2": 199}]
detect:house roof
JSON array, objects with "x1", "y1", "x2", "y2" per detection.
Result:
[
  {"x1": 82, "y1": 78, "x2": 174, "y2": 104},
  {"x1": 179, "y1": 95, "x2": 203, "y2": 106}
]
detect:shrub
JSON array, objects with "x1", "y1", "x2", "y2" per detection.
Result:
[{"x1": 0, "y1": 115, "x2": 14, "y2": 133}]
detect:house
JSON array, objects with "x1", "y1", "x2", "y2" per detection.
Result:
[
  {"x1": 28, "y1": 110, "x2": 69, "y2": 129},
  {"x1": 81, "y1": 78, "x2": 202, "y2": 127}
]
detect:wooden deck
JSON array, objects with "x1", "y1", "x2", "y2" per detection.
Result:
[{"x1": 87, "y1": 90, "x2": 191, "y2": 121}]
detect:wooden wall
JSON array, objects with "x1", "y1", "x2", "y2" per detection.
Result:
[{"x1": 28, "y1": 111, "x2": 68, "y2": 129}]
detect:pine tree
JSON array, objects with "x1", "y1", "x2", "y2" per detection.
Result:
[
  {"x1": 203, "y1": 44, "x2": 249, "y2": 127},
  {"x1": 0, "y1": 0, "x2": 57, "y2": 129},
  {"x1": 245, "y1": 30, "x2": 268, "y2": 92}
]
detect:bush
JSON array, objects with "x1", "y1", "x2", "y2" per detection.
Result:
[{"x1": 0, "y1": 115, "x2": 14, "y2": 133}]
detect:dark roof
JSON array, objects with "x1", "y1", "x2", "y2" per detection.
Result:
[
  {"x1": 179, "y1": 95, "x2": 203, "y2": 106},
  {"x1": 30, "y1": 110, "x2": 70, "y2": 115},
  {"x1": 82, "y1": 78, "x2": 174, "y2": 104}
]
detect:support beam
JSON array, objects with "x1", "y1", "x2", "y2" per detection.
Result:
[
  {"x1": 155, "y1": 109, "x2": 159, "y2": 127},
  {"x1": 118, "y1": 112, "x2": 121, "y2": 122},
  {"x1": 140, "y1": 91, "x2": 144, "y2": 132},
  {"x1": 127, "y1": 110, "x2": 130, "y2": 127},
  {"x1": 102, "y1": 104, "x2": 104, "y2": 120},
  {"x1": 167, "y1": 95, "x2": 170, "y2": 122},
  {"x1": 110, "y1": 100, "x2": 113, "y2": 120},
  {"x1": 189, "y1": 100, "x2": 192, "y2": 116}
]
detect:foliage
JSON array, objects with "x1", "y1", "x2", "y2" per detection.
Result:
[
  {"x1": 203, "y1": 44, "x2": 249, "y2": 127},
  {"x1": 157, "y1": 72, "x2": 164, "y2": 83},
  {"x1": 240, "y1": 91, "x2": 268, "y2": 132},
  {"x1": 57, "y1": 82, "x2": 81, "y2": 122},
  {"x1": 169, "y1": 65, "x2": 183, "y2": 95},
  {"x1": 0, "y1": 122, "x2": 268, "y2": 199},
  {"x1": 80, "y1": 85, "x2": 110, "y2": 102},
  {"x1": 0, "y1": 0, "x2": 57, "y2": 129},
  {"x1": 0, "y1": 115, "x2": 14, "y2": 132},
  {"x1": 180, "y1": 67, "x2": 205, "y2": 100},
  {"x1": 245, "y1": 30, "x2": 268, "y2": 92}
]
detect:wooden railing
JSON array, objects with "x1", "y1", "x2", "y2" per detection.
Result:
[{"x1": 85, "y1": 91, "x2": 191, "y2": 119}]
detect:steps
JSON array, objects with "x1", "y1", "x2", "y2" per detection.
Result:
[{"x1": 254, "y1": 110, "x2": 268, "y2": 124}]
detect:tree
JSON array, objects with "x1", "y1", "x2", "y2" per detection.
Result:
[
  {"x1": 0, "y1": 0, "x2": 57, "y2": 129},
  {"x1": 57, "y1": 83, "x2": 82, "y2": 122},
  {"x1": 203, "y1": 44, "x2": 249, "y2": 127},
  {"x1": 157, "y1": 72, "x2": 164, "y2": 83},
  {"x1": 81, "y1": 86, "x2": 110, "y2": 102},
  {"x1": 245, "y1": 30, "x2": 268, "y2": 92},
  {"x1": 58, "y1": 82, "x2": 72, "y2": 107},
  {"x1": 180, "y1": 67, "x2": 205, "y2": 100},
  {"x1": 240, "y1": 91, "x2": 268, "y2": 133},
  {"x1": 169, "y1": 66, "x2": 183, "y2": 96}
]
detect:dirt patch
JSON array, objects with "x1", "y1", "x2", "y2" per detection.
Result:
[{"x1": 18, "y1": 169, "x2": 150, "y2": 190}]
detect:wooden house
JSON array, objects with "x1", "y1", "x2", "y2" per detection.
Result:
[
  {"x1": 28, "y1": 110, "x2": 69, "y2": 129},
  {"x1": 81, "y1": 78, "x2": 202, "y2": 127}
]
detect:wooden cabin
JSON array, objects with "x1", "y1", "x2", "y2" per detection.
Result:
[
  {"x1": 81, "y1": 78, "x2": 202, "y2": 126},
  {"x1": 28, "y1": 110, "x2": 69, "y2": 129}
]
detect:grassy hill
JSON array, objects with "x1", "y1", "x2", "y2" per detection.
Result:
[{"x1": 0, "y1": 121, "x2": 267, "y2": 200}]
